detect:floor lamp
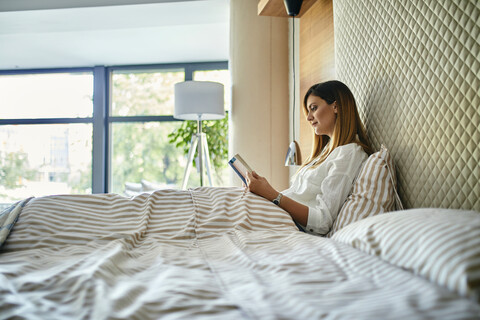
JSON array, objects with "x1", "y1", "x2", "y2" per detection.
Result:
[{"x1": 174, "y1": 81, "x2": 225, "y2": 189}]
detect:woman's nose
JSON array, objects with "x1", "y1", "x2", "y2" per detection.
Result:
[{"x1": 307, "y1": 112, "x2": 313, "y2": 121}]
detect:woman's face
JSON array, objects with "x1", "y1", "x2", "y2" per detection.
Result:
[{"x1": 305, "y1": 94, "x2": 337, "y2": 138}]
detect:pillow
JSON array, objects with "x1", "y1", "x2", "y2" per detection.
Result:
[
  {"x1": 141, "y1": 179, "x2": 175, "y2": 192},
  {"x1": 327, "y1": 145, "x2": 403, "y2": 237},
  {"x1": 331, "y1": 208, "x2": 480, "y2": 301}
]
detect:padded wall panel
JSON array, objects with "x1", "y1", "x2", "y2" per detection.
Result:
[{"x1": 333, "y1": 0, "x2": 479, "y2": 210}]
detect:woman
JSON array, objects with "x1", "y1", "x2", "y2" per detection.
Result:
[{"x1": 246, "y1": 80, "x2": 372, "y2": 235}]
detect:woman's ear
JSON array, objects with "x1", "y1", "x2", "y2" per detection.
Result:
[{"x1": 332, "y1": 102, "x2": 338, "y2": 114}]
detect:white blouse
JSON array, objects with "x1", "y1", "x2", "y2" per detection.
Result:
[{"x1": 281, "y1": 143, "x2": 367, "y2": 236}]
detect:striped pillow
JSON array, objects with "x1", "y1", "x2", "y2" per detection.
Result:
[
  {"x1": 331, "y1": 208, "x2": 480, "y2": 301},
  {"x1": 327, "y1": 145, "x2": 402, "y2": 237}
]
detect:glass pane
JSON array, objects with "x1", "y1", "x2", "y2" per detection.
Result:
[
  {"x1": 193, "y1": 69, "x2": 231, "y2": 111},
  {"x1": 0, "y1": 73, "x2": 93, "y2": 119},
  {"x1": 111, "y1": 69, "x2": 184, "y2": 116},
  {"x1": 110, "y1": 121, "x2": 230, "y2": 195},
  {"x1": 111, "y1": 121, "x2": 195, "y2": 194},
  {"x1": 0, "y1": 124, "x2": 92, "y2": 206}
]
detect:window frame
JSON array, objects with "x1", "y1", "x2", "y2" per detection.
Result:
[{"x1": 0, "y1": 61, "x2": 228, "y2": 194}]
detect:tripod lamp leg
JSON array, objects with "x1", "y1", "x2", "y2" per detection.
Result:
[
  {"x1": 201, "y1": 133, "x2": 214, "y2": 187},
  {"x1": 181, "y1": 134, "x2": 199, "y2": 189}
]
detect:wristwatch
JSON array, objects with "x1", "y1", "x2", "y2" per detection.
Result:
[{"x1": 272, "y1": 193, "x2": 283, "y2": 206}]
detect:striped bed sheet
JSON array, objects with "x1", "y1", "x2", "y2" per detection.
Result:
[{"x1": 0, "y1": 187, "x2": 479, "y2": 319}]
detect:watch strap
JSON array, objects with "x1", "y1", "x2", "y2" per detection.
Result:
[{"x1": 272, "y1": 193, "x2": 283, "y2": 205}]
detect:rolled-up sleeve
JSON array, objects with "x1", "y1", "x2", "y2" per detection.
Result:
[
  {"x1": 304, "y1": 173, "x2": 353, "y2": 234},
  {"x1": 302, "y1": 145, "x2": 366, "y2": 235}
]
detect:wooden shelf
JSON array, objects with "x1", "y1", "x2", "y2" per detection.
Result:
[{"x1": 258, "y1": 0, "x2": 317, "y2": 18}]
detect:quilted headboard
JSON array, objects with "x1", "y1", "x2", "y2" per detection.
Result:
[{"x1": 333, "y1": 0, "x2": 479, "y2": 211}]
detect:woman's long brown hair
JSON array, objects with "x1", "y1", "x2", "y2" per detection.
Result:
[{"x1": 301, "y1": 80, "x2": 372, "y2": 169}]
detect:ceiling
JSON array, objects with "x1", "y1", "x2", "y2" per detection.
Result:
[{"x1": 0, "y1": 0, "x2": 230, "y2": 70}]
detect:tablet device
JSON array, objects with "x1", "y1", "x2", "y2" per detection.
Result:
[{"x1": 228, "y1": 154, "x2": 253, "y2": 185}]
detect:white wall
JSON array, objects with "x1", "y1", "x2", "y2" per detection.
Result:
[
  {"x1": 0, "y1": 0, "x2": 229, "y2": 69},
  {"x1": 0, "y1": 0, "x2": 188, "y2": 11},
  {"x1": 229, "y1": 0, "x2": 289, "y2": 190}
]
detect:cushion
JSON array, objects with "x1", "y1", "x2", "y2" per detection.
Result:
[
  {"x1": 332, "y1": 208, "x2": 480, "y2": 301},
  {"x1": 327, "y1": 145, "x2": 403, "y2": 237}
]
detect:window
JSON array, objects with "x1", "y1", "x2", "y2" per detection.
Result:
[
  {"x1": 109, "y1": 68, "x2": 186, "y2": 194},
  {"x1": 0, "y1": 71, "x2": 93, "y2": 208},
  {"x1": 0, "y1": 62, "x2": 229, "y2": 207},
  {"x1": 0, "y1": 72, "x2": 93, "y2": 119},
  {"x1": 111, "y1": 69, "x2": 183, "y2": 117}
]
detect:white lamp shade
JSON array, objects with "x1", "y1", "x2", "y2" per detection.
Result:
[{"x1": 174, "y1": 81, "x2": 225, "y2": 120}]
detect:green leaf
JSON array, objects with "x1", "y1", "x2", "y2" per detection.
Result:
[{"x1": 168, "y1": 112, "x2": 229, "y2": 170}]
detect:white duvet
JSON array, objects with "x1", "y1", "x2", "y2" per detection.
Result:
[{"x1": 1, "y1": 187, "x2": 479, "y2": 319}]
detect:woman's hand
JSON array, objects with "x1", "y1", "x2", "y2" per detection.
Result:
[
  {"x1": 246, "y1": 171, "x2": 279, "y2": 202},
  {"x1": 247, "y1": 171, "x2": 309, "y2": 226}
]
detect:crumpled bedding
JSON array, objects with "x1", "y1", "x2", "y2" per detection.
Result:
[
  {"x1": 1, "y1": 187, "x2": 479, "y2": 319},
  {"x1": 0, "y1": 197, "x2": 32, "y2": 246}
]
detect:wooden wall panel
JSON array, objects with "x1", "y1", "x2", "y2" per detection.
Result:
[{"x1": 299, "y1": 0, "x2": 334, "y2": 160}]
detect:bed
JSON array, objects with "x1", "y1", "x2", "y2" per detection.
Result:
[
  {"x1": 1, "y1": 186, "x2": 479, "y2": 319},
  {"x1": 2, "y1": 0, "x2": 480, "y2": 318}
]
